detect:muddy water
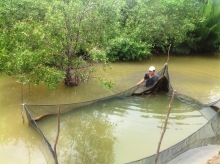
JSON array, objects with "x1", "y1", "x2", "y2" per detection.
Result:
[
  {"x1": 37, "y1": 94, "x2": 207, "y2": 164},
  {"x1": 0, "y1": 55, "x2": 220, "y2": 164}
]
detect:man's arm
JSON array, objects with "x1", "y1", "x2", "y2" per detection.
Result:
[{"x1": 137, "y1": 78, "x2": 146, "y2": 85}]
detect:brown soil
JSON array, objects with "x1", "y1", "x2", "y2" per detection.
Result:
[{"x1": 207, "y1": 151, "x2": 220, "y2": 164}]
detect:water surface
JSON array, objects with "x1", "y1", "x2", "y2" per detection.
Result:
[
  {"x1": 37, "y1": 94, "x2": 207, "y2": 164},
  {"x1": 0, "y1": 55, "x2": 220, "y2": 163}
]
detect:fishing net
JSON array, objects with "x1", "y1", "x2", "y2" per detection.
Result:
[
  {"x1": 127, "y1": 99, "x2": 220, "y2": 164},
  {"x1": 25, "y1": 63, "x2": 171, "y2": 121},
  {"x1": 23, "y1": 63, "x2": 220, "y2": 164},
  {"x1": 24, "y1": 106, "x2": 56, "y2": 164},
  {"x1": 133, "y1": 63, "x2": 172, "y2": 95}
]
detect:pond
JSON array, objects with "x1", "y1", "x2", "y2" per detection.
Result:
[
  {"x1": 0, "y1": 55, "x2": 220, "y2": 164},
  {"x1": 37, "y1": 94, "x2": 208, "y2": 164}
]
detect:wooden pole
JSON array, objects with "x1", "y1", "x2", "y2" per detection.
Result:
[
  {"x1": 166, "y1": 44, "x2": 172, "y2": 64},
  {"x1": 54, "y1": 106, "x2": 61, "y2": 164},
  {"x1": 21, "y1": 83, "x2": 24, "y2": 123},
  {"x1": 154, "y1": 90, "x2": 176, "y2": 164}
]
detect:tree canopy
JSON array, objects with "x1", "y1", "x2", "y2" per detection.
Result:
[
  {"x1": 0, "y1": 0, "x2": 122, "y2": 89},
  {"x1": 0, "y1": 0, "x2": 219, "y2": 89}
]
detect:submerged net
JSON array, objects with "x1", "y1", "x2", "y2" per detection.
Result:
[{"x1": 23, "y1": 63, "x2": 220, "y2": 164}]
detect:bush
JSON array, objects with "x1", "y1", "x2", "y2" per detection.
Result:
[{"x1": 106, "y1": 37, "x2": 151, "y2": 61}]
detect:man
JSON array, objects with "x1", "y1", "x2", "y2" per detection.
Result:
[{"x1": 136, "y1": 66, "x2": 158, "y2": 87}]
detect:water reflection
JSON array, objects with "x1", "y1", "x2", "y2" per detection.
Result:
[
  {"x1": 38, "y1": 105, "x2": 117, "y2": 164},
  {"x1": 35, "y1": 93, "x2": 206, "y2": 164},
  {"x1": 0, "y1": 109, "x2": 47, "y2": 164}
]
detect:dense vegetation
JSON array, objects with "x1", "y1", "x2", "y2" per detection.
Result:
[{"x1": 0, "y1": 0, "x2": 220, "y2": 89}]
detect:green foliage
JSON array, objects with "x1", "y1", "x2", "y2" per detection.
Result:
[
  {"x1": 0, "y1": 3, "x2": 66, "y2": 88},
  {"x1": 89, "y1": 48, "x2": 108, "y2": 64},
  {"x1": 0, "y1": 0, "x2": 122, "y2": 89},
  {"x1": 107, "y1": 37, "x2": 151, "y2": 61},
  {"x1": 185, "y1": 0, "x2": 220, "y2": 53},
  {"x1": 0, "y1": 0, "x2": 220, "y2": 90},
  {"x1": 42, "y1": 0, "x2": 122, "y2": 87},
  {"x1": 98, "y1": 78, "x2": 115, "y2": 90},
  {"x1": 119, "y1": 0, "x2": 200, "y2": 53},
  {"x1": 29, "y1": 66, "x2": 65, "y2": 90}
]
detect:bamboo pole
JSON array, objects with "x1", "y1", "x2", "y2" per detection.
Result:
[
  {"x1": 154, "y1": 90, "x2": 176, "y2": 164},
  {"x1": 54, "y1": 106, "x2": 61, "y2": 164}
]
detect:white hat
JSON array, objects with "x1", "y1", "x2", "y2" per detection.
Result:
[{"x1": 149, "y1": 66, "x2": 155, "y2": 71}]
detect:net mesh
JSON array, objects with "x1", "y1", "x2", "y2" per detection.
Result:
[
  {"x1": 23, "y1": 63, "x2": 220, "y2": 164},
  {"x1": 24, "y1": 105, "x2": 56, "y2": 164},
  {"x1": 127, "y1": 100, "x2": 220, "y2": 164},
  {"x1": 25, "y1": 63, "x2": 171, "y2": 121},
  {"x1": 133, "y1": 63, "x2": 172, "y2": 95}
]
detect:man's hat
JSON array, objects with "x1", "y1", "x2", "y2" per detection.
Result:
[{"x1": 149, "y1": 66, "x2": 155, "y2": 71}]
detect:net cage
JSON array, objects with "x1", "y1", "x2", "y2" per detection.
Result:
[
  {"x1": 127, "y1": 99, "x2": 220, "y2": 164},
  {"x1": 23, "y1": 63, "x2": 220, "y2": 164}
]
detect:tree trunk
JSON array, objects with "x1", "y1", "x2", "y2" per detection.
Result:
[{"x1": 64, "y1": 67, "x2": 79, "y2": 86}]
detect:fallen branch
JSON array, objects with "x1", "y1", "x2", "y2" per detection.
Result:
[{"x1": 154, "y1": 90, "x2": 176, "y2": 164}]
